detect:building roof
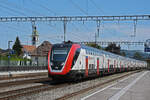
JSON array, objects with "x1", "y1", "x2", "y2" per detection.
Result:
[
  {"x1": 31, "y1": 41, "x2": 52, "y2": 56},
  {"x1": 0, "y1": 49, "x2": 9, "y2": 55},
  {"x1": 22, "y1": 45, "x2": 36, "y2": 53}
]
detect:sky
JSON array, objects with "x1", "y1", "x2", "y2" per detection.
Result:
[{"x1": 0, "y1": 0, "x2": 150, "y2": 51}]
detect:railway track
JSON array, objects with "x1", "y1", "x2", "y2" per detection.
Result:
[
  {"x1": 0, "y1": 77, "x2": 50, "y2": 88},
  {"x1": 0, "y1": 70, "x2": 142, "y2": 100},
  {"x1": 0, "y1": 72, "x2": 48, "y2": 81},
  {"x1": 0, "y1": 82, "x2": 69, "y2": 100}
]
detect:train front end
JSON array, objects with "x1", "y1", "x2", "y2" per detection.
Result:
[{"x1": 48, "y1": 43, "x2": 80, "y2": 80}]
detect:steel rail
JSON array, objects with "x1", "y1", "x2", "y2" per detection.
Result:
[
  {"x1": 0, "y1": 82, "x2": 69, "y2": 100},
  {"x1": 0, "y1": 77, "x2": 50, "y2": 88}
]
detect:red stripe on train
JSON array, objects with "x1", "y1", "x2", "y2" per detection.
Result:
[
  {"x1": 97, "y1": 58, "x2": 100, "y2": 75},
  {"x1": 48, "y1": 48, "x2": 52, "y2": 75},
  {"x1": 85, "y1": 56, "x2": 88, "y2": 76}
]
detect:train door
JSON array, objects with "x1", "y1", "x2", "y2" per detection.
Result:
[
  {"x1": 88, "y1": 55, "x2": 95, "y2": 75},
  {"x1": 104, "y1": 55, "x2": 109, "y2": 73},
  {"x1": 102, "y1": 55, "x2": 106, "y2": 74},
  {"x1": 81, "y1": 49, "x2": 88, "y2": 77},
  {"x1": 120, "y1": 60, "x2": 122, "y2": 72},
  {"x1": 114, "y1": 59, "x2": 116, "y2": 72},
  {"x1": 97, "y1": 57, "x2": 99, "y2": 75},
  {"x1": 99, "y1": 55, "x2": 103, "y2": 75},
  {"x1": 81, "y1": 55, "x2": 85, "y2": 71},
  {"x1": 85, "y1": 55, "x2": 88, "y2": 77},
  {"x1": 116, "y1": 58, "x2": 120, "y2": 72},
  {"x1": 109, "y1": 58, "x2": 114, "y2": 73}
]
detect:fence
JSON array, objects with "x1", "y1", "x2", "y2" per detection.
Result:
[
  {"x1": 0, "y1": 59, "x2": 48, "y2": 72},
  {"x1": 0, "y1": 66, "x2": 47, "y2": 72},
  {"x1": 0, "y1": 59, "x2": 48, "y2": 67}
]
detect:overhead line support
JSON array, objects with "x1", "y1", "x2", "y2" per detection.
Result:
[
  {"x1": 63, "y1": 18, "x2": 67, "y2": 42},
  {"x1": 0, "y1": 15, "x2": 150, "y2": 22}
]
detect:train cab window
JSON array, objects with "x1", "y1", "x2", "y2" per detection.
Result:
[
  {"x1": 71, "y1": 48, "x2": 81, "y2": 68},
  {"x1": 51, "y1": 48, "x2": 69, "y2": 62}
]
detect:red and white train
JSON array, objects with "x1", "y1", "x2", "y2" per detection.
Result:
[{"x1": 48, "y1": 43, "x2": 147, "y2": 80}]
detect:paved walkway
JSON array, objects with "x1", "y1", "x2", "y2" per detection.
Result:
[{"x1": 81, "y1": 71, "x2": 150, "y2": 100}]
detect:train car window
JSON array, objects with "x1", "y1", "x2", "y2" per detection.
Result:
[{"x1": 71, "y1": 48, "x2": 81, "y2": 68}]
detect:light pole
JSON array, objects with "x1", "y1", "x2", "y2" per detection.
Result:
[
  {"x1": 8, "y1": 41, "x2": 13, "y2": 50},
  {"x1": 8, "y1": 40, "x2": 13, "y2": 77}
]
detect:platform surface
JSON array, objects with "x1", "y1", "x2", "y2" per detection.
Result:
[{"x1": 81, "y1": 70, "x2": 150, "y2": 100}]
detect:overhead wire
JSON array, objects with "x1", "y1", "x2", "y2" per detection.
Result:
[
  {"x1": 2, "y1": 1, "x2": 44, "y2": 16},
  {"x1": 28, "y1": 0, "x2": 60, "y2": 41},
  {"x1": 86, "y1": 0, "x2": 89, "y2": 15},
  {"x1": 30, "y1": 0, "x2": 81, "y2": 42},
  {"x1": 0, "y1": 1, "x2": 35, "y2": 42},
  {"x1": 68, "y1": 22, "x2": 82, "y2": 41},
  {"x1": 89, "y1": 0, "x2": 105, "y2": 15},
  {"x1": 80, "y1": 22, "x2": 94, "y2": 41},
  {"x1": 0, "y1": 23, "x2": 29, "y2": 34},
  {"x1": 0, "y1": 1, "x2": 49, "y2": 45},
  {"x1": 0, "y1": 7, "x2": 17, "y2": 16},
  {"x1": 30, "y1": 0, "x2": 57, "y2": 16},
  {"x1": 68, "y1": 0, "x2": 98, "y2": 41},
  {"x1": 68, "y1": 0, "x2": 88, "y2": 15},
  {"x1": 0, "y1": 1, "x2": 45, "y2": 37},
  {"x1": 0, "y1": 3, "x2": 27, "y2": 16},
  {"x1": 0, "y1": 1, "x2": 101, "y2": 44}
]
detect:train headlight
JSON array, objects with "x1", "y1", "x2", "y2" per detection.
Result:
[{"x1": 61, "y1": 62, "x2": 65, "y2": 66}]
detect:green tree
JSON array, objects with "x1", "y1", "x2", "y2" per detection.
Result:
[
  {"x1": 86, "y1": 43, "x2": 102, "y2": 50},
  {"x1": 121, "y1": 51, "x2": 126, "y2": 56},
  {"x1": 133, "y1": 52, "x2": 142, "y2": 60},
  {"x1": 12, "y1": 36, "x2": 22, "y2": 56},
  {"x1": 105, "y1": 43, "x2": 121, "y2": 55}
]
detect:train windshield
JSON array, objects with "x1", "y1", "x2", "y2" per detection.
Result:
[{"x1": 51, "y1": 48, "x2": 69, "y2": 62}]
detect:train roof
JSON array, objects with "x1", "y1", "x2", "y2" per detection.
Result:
[{"x1": 52, "y1": 43, "x2": 146, "y2": 63}]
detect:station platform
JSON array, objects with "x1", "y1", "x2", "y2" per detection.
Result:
[
  {"x1": 0, "y1": 70, "x2": 48, "y2": 77},
  {"x1": 81, "y1": 70, "x2": 150, "y2": 100}
]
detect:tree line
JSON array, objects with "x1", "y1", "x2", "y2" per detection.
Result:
[{"x1": 86, "y1": 43, "x2": 143, "y2": 60}]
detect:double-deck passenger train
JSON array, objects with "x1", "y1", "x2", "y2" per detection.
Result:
[{"x1": 48, "y1": 43, "x2": 147, "y2": 80}]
